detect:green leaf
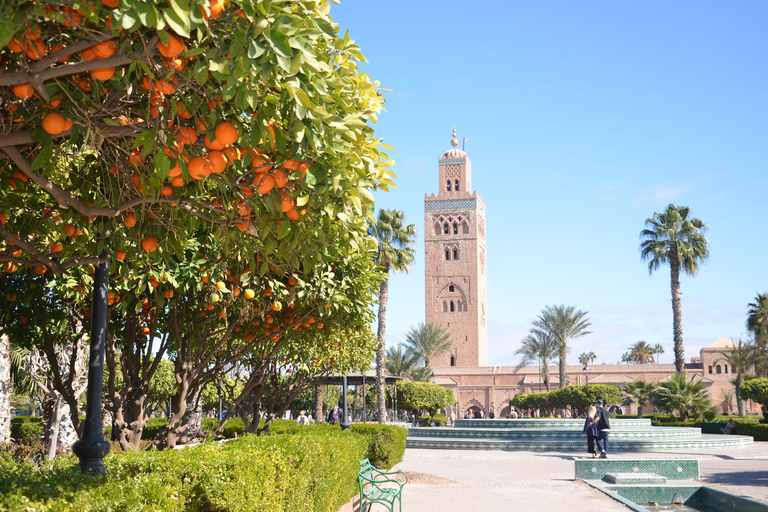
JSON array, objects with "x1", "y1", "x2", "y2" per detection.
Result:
[
  {"x1": 247, "y1": 39, "x2": 266, "y2": 59},
  {"x1": 305, "y1": 165, "x2": 325, "y2": 187},
  {"x1": 155, "y1": 151, "x2": 171, "y2": 183},
  {"x1": 137, "y1": 3, "x2": 159, "y2": 27},
  {"x1": 194, "y1": 60, "x2": 208, "y2": 85},
  {"x1": 267, "y1": 29, "x2": 292, "y2": 58},
  {"x1": 277, "y1": 220, "x2": 291, "y2": 239},
  {"x1": 295, "y1": 195, "x2": 309, "y2": 207},
  {"x1": 162, "y1": 4, "x2": 190, "y2": 38}
]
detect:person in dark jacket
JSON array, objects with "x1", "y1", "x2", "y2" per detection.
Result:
[
  {"x1": 582, "y1": 405, "x2": 600, "y2": 457},
  {"x1": 327, "y1": 404, "x2": 341, "y2": 425},
  {"x1": 595, "y1": 399, "x2": 611, "y2": 458}
]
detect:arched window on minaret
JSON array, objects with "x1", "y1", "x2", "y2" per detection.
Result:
[
  {"x1": 453, "y1": 223, "x2": 458, "y2": 234},
  {"x1": 450, "y1": 301, "x2": 455, "y2": 312},
  {"x1": 445, "y1": 250, "x2": 450, "y2": 261},
  {"x1": 449, "y1": 285, "x2": 455, "y2": 292},
  {"x1": 443, "y1": 223, "x2": 449, "y2": 234},
  {"x1": 462, "y1": 222, "x2": 469, "y2": 234},
  {"x1": 434, "y1": 223, "x2": 440, "y2": 236},
  {"x1": 442, "y1": 301, "x2": 447, "y2": 312},
  {"x1": 446, "y1": 180, "x2": 451, "y2": 191},
  {"x1": 450, "y1": 355, "x2": 455, "y2": 366},
  {"x1": 453, "y1": 249, "x2": 459, "y2": 260},
  {"x1": 455, "y1": 179, "x2": 459, "y2": 191}
]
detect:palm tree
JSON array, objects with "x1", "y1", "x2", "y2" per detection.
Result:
[
  {"x1": 369, "y1": 209, "x2": 417, "y2": 422},
  {"x1": 621, "y1": 380, "x2": 655, "y2": 418},
  {"x1": 532, "y1": 305, "x2": 592, "y2": 389},
  {"x1": 640, "y1": 204, "x2": 710, "y2": 372},
  {"x1": 403, "y1": 323, "x2": 453, "y2": 369},
  {"x1": 713, "y1": 338, "x2": 756, "y2": 416},
  {"x1": 384, "y1": 344, "x2": 421, "y2": 379},
  {"x1": 579, "y1": 352, "x2": 596, "y2": 368},
  {"x1": 651, "y1": 372, "x2": 710, "y2": 421},
  {"x1": 621, "y1": 341, "x2": 655, "y2": 364},
  {"x1": 747, "y1": 293, "x2": 768, "y2": 376},
  {"x1": 515, "y1": 330, "x2": 559, "y2": 392},
  {"x1": 653, "y1": 344, "x2": 665, "y2": 365}
]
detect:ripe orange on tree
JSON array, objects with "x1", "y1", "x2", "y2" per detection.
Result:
[
  {"x1": 214, "y1": 122, "x2": 238, "y2": 146},
  {"x1": 158, "y1": 34, "x2": 185, "y2": 58},
  {"x1": 141, "y1": 236, "x2": 159, "y2": 252},
  {"x1": 42, "y1": 113, "x2": 67, "y2": 135}
]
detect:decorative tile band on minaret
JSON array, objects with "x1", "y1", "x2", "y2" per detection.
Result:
[{"x1": 424, "y1": 128, "x2": 488, "y2": 368}]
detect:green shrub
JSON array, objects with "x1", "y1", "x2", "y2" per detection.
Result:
[
  {"x1": 266, "y1": 420, "x2": 406, "y2": 470},
  {"x1": 734, "y1": 422, "x2": 768, "y2": 441},
  {"x1": 10, "y1": 416, "x2": 42, "y2": 443},
  {"x1": 201, "y1": 417, "x2": 246, "y2": 438},
  {"x1": 350, "y1": 424, "x2": 407, "y2": 470},
  {"x1": 418, "y1": 413, "x2": 447, "y2": 426},
  {"x1": 0, "y1": 428, "x2": 371, "y2": 512}
]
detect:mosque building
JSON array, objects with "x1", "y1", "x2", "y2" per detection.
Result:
[{"x1": 425, "y1": 131, "x2": 759, "y2": 418}]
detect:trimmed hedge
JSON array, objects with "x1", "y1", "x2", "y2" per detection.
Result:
[
  {"x1": 106, "y1": 417, "x2": 246, "y2": 441},
  {"x1": 418, "y1": 413, "x2": 447, "y2": 427},
  {"x1": 10, "y1": 416, "x2": 42, "y2": 443},
  {"x1": 0, "y1": 429, "x2": 370, "y2": 511},
  {"x1": 734, "y1": 422, "x2": 768, "y2": 441},
  {"x1": 267, "y1": 420, "x2": 407, "y2": 470}
]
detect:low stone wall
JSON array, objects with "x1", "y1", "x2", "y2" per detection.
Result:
[{"x1": 574, "y1": 458, "x2": 699, "y2": 481}]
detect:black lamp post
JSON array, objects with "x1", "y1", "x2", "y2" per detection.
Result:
[
  {"x1": 72, "y1": 251, "x2": 111, "y2": 474},
  {"x1": 583, "y1": 364, "x2": 590, "y2": 392},
  {"x1": 340, "y1": 375, "x2": 350, "y2": 431}
]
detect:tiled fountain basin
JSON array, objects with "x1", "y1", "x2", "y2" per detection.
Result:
[
  {"x1": 590, "y1": 483, "x2": 768, "y2": 512},
  {"x1": 409, "y1": 426, "x2": 703, "y2": 440},
  {"x1": 453, "y1": 418, "x2": 653, "y2": 429},
  {"x1": 406, "y1": 434, "x2": 753, "y2": 451}
]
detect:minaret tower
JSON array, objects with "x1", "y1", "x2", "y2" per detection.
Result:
[{"x1": 424, "y1": 128, "x2": 488, "y2": 367}]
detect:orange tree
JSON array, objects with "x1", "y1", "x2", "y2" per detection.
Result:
[
  {"x1": 1, "y1": 0, "x2": 394, "y2": 454},
  {"x1": 103, "y1": 232, "x2": 382, "y2": 450},
  {"x1": 0, "y1": 0, "x2": 392, "y2": 271}
]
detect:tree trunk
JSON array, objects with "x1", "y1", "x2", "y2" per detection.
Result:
[
  {"x1": 669, "y1": 256, "x2": 685, "y2": 373},
  {"x1": 637, "y1": 405, "x2": 643, "y2": 419},
  {"x1": 57, "y1": 400, "x2": 78, "y2": 451},
  {"x1": 47, "y1": 394, "x2": 62, "y2": 460},
  {"x1": 0, "y1": 334, "x2": 11, "y2": 444},
  {"x1": 314, "y1": 384, "x2": 324, "y2": 423},
  {"x1": 736, "y1": 377, "x2": 745, "y2": 416},
  {"x1": 376, "y1": 278, "x2": 389, "y2": 423},
  {"x1": 558, "y1": 341, "x2": 567, "y2": 389}
]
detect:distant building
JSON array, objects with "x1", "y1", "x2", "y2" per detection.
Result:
[
  {"x1": 433, "y1": 338, "x2": 760, "y2": 418},
  {"x1": 424, "y1": 128, "x2": 487, "y2": 367},
  {"x1": 422, "y1": 134, "x2": 757, "y2": 417}
]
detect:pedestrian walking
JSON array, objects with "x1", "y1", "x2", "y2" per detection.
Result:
[
  {"x1": 582, "y1": 405, "x2": 600, "y2": 457},
  {"x1": 595, "y1": 399, "x2": 611, "y2": 458}
]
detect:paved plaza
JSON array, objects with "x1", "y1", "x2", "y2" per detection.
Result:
[{"x1": 394, "y1": 443, "x2": 768, "y2": 511}]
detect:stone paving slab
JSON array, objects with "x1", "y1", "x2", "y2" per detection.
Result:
[{"x1": 394, "y1": 443, "x2": 768, "y2": 511}]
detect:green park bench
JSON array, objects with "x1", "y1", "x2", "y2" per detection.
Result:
[{"x1": 357, "y1": 458, "x2": 408, "y2": 512}]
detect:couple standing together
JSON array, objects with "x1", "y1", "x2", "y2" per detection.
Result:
[{"x1": 583, "y1": 398, "x2": 611, "y2": 458}]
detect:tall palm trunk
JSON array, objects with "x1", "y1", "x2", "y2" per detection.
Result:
[
  {"x1": 558, "y1": 342, "x2": 567, "y2": 388},
  {"x1": 0, "y1": 334, "x2": 11, "y2": 444},
  {"x1": 376, "y1": 278, "x2": 389, "y2": 423},
  {"x1": 314, "y1": 384, "x2": 324, "y2": 423},
  {"x1": 735, "y1": 376, "x2": 745, "y2": 416},
  {"x1": 669, "y1": 252, "x2": 685, "y2": 372}
]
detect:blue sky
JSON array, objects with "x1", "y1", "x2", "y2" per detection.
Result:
[{"x1": 330, "y1": 1, "x2": 768, "y2": 366}]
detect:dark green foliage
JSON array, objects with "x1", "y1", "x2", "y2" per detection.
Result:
[
  {"x1": 396, "y1": 381, "x2": 455, "y2": 417},
  {"x1": 201, "y1": 417, "x2": 246, "y2": 438},
  {"x1": 349, "y1": 424, "x2": 407, "y2": 470},
  {"x1": 418, "y1": 413, "x2": 447, "y2": 426},
  {"x1": 0, "y1": 429, "x2": 371, "y2": 511},
  {"x1": 266, "y1": 420, "x2": 406, "y2": 470},
  {"x1": 733, "y1": 422, "x2": 768, "y2": 441},
  {"x1": 510, "y1": 385, "x2": 622, "y2": 417},
  {"x1": 10, "y1": 416, "x2": 42, "y2": 443}
]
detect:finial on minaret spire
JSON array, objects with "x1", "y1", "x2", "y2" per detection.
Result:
[{"x1": 450, "y1": 127, "x2": 459, "y2": 147}]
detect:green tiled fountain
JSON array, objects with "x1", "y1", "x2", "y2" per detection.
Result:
[{"x1": 406, "y1": 418, "x2": 753, "y2": 451}]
